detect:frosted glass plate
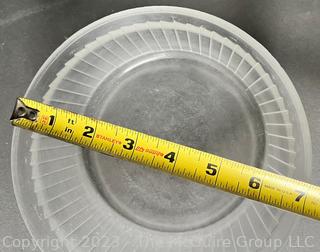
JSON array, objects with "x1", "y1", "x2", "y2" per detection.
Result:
[{"x1": 11, "y1": 6, "x2": 311, "y2": 252}]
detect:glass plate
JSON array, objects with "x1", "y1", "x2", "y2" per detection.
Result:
[{"x1": 11, "y1": 6, "x2": 312, "y2": 252}]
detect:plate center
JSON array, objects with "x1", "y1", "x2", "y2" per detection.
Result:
[{"x1": 85, "y1": 52, "x2": 265, "y2": 232}]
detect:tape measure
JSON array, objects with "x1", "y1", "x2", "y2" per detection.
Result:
[{"x1": 11, "y1": 97, "x2": 320, "y2": 221}]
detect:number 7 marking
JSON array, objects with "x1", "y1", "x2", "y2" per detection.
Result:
[{"x1": 295, "y1": 190, "x2": 305, "y2": 202}]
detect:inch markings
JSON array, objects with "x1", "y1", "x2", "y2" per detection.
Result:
[{"x1": 10, "y1": 97, "x2": 320, "y2": 222}]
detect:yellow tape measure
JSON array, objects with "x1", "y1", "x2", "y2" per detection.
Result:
[{"x1": 11, "y1": 97, "x2": 320, "y2": 221}]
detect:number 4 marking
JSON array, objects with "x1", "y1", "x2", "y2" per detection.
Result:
[{"x1": 164, "y1": 152, "x2": 176, "y2": 163}]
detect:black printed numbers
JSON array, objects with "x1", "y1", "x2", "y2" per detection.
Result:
[
  {"x1": 164, "y1": 152, "x2": 176, "y2": 163},
  {"x1": 206, "y1": 163, "x2": 218, "y2": 176},
  {"x1": 249, "y1": 177, "x2": 261, "y2": 189},
  {"x1": 83, "y1": 126, "x2": 94, "y2": 138},
  {"x1": 295, "y1": 190, "x2": 305, "y2": 202},
  {"x1": 123, "y1": 138, "x2": 135, "y2": 150},
  {"x1": 49, "y1": 115, "x2": 55, "y2": 126}
]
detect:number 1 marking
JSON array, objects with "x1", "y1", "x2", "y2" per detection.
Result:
[{"x1": 49, "y1": 115, "x2": 55, "y2": 126}]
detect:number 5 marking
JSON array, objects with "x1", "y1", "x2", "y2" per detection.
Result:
[{"x1": 206, "y1": 163, "x2": 217, "y2": 176}]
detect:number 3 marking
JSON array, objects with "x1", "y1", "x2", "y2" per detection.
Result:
[{"x1": 123, "y1": 138, "x2": 135, "y2": 150}]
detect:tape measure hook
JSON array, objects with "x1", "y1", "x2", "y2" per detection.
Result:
[{"x1": 10, "y1": 98, "x2": 38, "y2": 122}]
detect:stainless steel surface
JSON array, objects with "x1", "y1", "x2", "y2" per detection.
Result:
[{"x1": 1, "y1": 1, "x2": 319, "y2": 251}]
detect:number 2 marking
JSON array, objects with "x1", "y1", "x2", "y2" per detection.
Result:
[{"x1": 83, "y1": 126, "x2": 94, "y2": 138}]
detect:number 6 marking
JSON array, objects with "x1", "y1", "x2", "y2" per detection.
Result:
[{"x1": 249, "y1": 177, "x2": 261, "y2": 189}]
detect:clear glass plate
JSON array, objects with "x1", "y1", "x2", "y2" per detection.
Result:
[{"x1": 11, "y1": 6, "x2": 312, "y2": 252}]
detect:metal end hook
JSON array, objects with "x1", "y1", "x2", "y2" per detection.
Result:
[{"x1": 10, "y1": 98, "x2": 38, "y2": 121}]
